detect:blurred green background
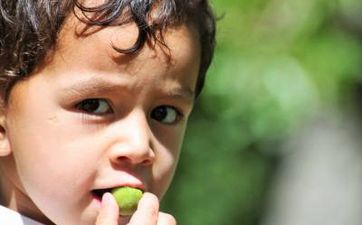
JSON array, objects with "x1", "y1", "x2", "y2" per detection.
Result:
[{"x1": 162, "y1": 0, "x2": 362, "y2": 224}]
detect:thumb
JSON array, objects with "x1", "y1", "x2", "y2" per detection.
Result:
[{"x1": 95, "y1": 192, "x2": 120, "y2": 225}]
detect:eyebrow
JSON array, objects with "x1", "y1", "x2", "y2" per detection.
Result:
[
  {"x1": 61, "y1": 77, "x2": 125, "y2": 95},
  {"x1": 162, "y1": 86, "x2": 195, "y2": 104},
  {"x1": 60, "y1": 77, "x2": 195, "y2": 103}
]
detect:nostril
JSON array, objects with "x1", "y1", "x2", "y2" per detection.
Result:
[
  {"x1": 114, "y1": 155, "x2": 154, "y2": 166},
  {"x1": 141, "y1": 158, "x2": 153, "y2": 166},
  {"x1": 113, "y1": 156, "x2": 134, "y2": 165},
  {"x1": 116, "y1": 156, "x2": 130, "y2": 162}
]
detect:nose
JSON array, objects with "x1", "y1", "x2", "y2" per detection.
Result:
[{"x1": 108, "y1": 110, "x2": 155, "y2": 166}]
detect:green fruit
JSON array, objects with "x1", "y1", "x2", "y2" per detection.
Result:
[{"x1": 111, "y1": 186, "x2": 143, "y2": 216}]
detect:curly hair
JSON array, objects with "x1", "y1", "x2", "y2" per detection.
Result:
[{"x1": 0, "y1": 0, "x2": 216, "y2": 102}]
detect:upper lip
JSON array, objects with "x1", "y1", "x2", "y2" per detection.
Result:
[
  {"x1": 91, "y1": 171, "x2": 147, "y2": 195},
  {"x1": 91, "y1": 183, "x2": 145, "y2": 199},
  {"x1": 92, "y1": 177, "x2": 146, "y2": 192},
  {"x1": 93, "y1": 182, "x2": 145, "y2": 190}
]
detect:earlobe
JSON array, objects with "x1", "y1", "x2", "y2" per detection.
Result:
[{"x1": 0, "y1": 115, "x2": 11, "y2": 157}]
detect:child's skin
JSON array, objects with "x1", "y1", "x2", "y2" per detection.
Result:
[{"x1": 0, "y1": 7, "x2": 200, "y2": 225}]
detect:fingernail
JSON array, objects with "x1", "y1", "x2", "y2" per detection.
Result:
[{"x1": 102, "y1": 192, "x2": 112, "y2": 206}]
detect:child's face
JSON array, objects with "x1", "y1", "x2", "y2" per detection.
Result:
[{"x1": 0, "y1": 14, "x2": 200, "y2": 225}]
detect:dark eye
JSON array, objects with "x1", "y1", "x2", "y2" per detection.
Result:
[
  {"x1": 76, "y1": 99, "x2": 112, "y2": 115},
  {"x1": 151, "y1": 106, "x2": 181, "y2": 124}
]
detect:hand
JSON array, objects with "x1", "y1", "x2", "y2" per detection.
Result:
[{"x1": 95, "y1": 192, "x2": 176, "y2": 225}]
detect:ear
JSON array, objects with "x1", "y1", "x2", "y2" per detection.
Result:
[{"x1": 0, "y1": 106, "x2": 11, "y2": 157}]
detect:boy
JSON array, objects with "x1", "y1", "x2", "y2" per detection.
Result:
[{"x1": 0, "y1": 0, "x2": 215, "y2": 225}]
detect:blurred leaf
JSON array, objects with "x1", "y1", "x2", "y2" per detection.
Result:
[{"x1": 162, "y1": 1, "x2": 362, "y2": 225}]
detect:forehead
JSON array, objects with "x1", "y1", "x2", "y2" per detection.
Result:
[{"x1": 48, "y1": 14, "x2": 201, "y2": 86}]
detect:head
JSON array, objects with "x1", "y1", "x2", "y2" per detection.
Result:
[
  {"x1": 0, "y1": 0, "x2": 215, "y2": 102},
  {"x1": 0, "y1": 0, "x2": 215, "y2": 225}
]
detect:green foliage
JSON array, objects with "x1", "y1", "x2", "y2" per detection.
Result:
[{"x1": 162, "y1": 0, "x2": 362, "y2": 224}]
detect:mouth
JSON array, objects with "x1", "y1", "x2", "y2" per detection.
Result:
[
  {"x1": 91, "y1": 186, "x2": 145, "y2": 202},
  {"x1": 91, "y1": 188, "x2": 113, "y2": 201}
]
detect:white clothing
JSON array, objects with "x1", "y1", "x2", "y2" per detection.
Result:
[{"x1": 0, "y1": 205, "x2": 45, "y2": 225}]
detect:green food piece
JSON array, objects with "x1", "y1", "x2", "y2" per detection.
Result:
[{"x1": 111, "y1": 186, "x2": 143, "y2": 216}]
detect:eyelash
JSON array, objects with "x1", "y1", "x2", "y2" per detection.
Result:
[
  {"x1": 75, "y1": 98, "x2": 183, "y2": 124},
  {"x1": 75, "y1": 98, "x2": 113, "y2": 115},
  {"x1": 150, "y1": 105, "x2": 183, "y2": 125}
]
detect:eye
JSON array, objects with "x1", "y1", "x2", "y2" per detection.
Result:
[
  {"x1": 76, "y1": 99, "x2": 112, "y2": 115},
  {"x1": 151, "y1": 106, "x2": 181, "y2": 124}
]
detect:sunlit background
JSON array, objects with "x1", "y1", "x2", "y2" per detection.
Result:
[{"x1": 162, "y1": 0, "x2": 362, "y2": 225}]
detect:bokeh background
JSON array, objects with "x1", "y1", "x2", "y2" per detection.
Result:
[{"x1": 162, "y1": 0, "x2": 362, "y2": 225}]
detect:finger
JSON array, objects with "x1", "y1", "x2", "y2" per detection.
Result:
[
  {"x1": 157, "y1": 212, "x2": 177, "y2": 225},
  {"x1": 95, "y1": 192, "x2": 119, "y2": 225},
  {"x1": 128, "y1": 192, "x2": 159, "y2": 225}
]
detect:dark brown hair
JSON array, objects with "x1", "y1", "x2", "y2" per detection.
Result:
[{"x1": 0, "y1": 0, "x2": 216, "y2": 102}]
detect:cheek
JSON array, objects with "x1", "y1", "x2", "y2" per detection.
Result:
[
  {"x1": 154, "y1": 120, "x2": 187, "y2": 154},
  {"x1": 151, "y1": 124, "x2": 186, "y2": 198},
  {"x1": 9, "y1": 121, "x2": 98, "y2": 188},
  {"x1": 7, "y1": 117, "x2": 101, "y2": 224},
  {"x1": 6, "y1": 103, "x2": 99, "y2": 201},
  {"x1": 151, "y1": 150, "x2": 180, "y2": 199},
  {"x1": 8, "y1": 121, "x2": 89, "y2": 194}
]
